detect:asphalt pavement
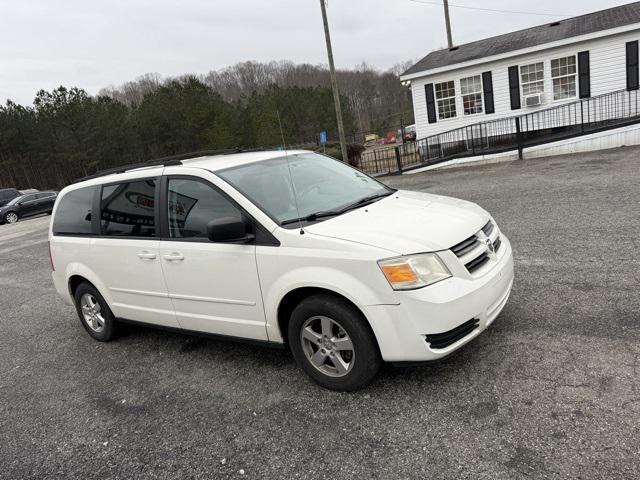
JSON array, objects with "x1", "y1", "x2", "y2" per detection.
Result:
[{"x1": 1, "y1": 147, "x2": 639, "y2": 479}]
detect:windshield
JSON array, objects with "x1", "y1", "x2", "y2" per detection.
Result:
[
  {"x1": 217, "y1": 153, "x2": 392, "y2": 225},
  {"x1": 5, "y1": 195, "x2": 25, "y2": 206}
]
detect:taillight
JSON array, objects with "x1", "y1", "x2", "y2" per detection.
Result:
[{"x1": 48, "y1": 241, "x2": 55, "y2": 271}]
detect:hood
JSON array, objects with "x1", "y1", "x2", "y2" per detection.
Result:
[{"x1": 305, "y1": 190, "x2": 490, "y2": 255}]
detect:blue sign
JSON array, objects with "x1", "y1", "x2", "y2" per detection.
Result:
[{"x1": 319, "y1": 131, "x2": 328, "y2": 144}]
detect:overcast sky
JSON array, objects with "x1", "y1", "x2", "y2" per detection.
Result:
[{"x1": 0, "y1": 0, "x2": 632, "y2": 105}]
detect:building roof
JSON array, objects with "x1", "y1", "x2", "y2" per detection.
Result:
[{"x1": 402, "y1": 2, "x2": 640, "y2": 77}]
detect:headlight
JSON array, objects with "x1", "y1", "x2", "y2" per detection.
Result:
[{"x1": 378, "y1": 253, "x2": 451, "y2": 290}]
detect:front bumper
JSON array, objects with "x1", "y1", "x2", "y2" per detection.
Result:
[{"x1": 364, "y1": 235, "x2": 514, "y2": 362}]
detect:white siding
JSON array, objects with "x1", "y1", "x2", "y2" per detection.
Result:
[{"x1": 410, "y1": 29, "x2": 639, "y2": 140}]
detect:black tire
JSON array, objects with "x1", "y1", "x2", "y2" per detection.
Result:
[
  {"x1": 73, "y1": 282, "x2": 117, "y2": 342},
  {"x1": 3, "y1": 211, "x2": 19, "y2": 224},
  {"x1": 288, "y1": 294, "x2": 381, "y2": 391}
]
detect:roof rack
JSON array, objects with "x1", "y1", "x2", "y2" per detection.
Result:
[
  {"x1": 73, "y1": 147, "x2": 271, "y2": 184},
  {"x1": 74, "y1": 158, "x2": 183, "y2": 183}
]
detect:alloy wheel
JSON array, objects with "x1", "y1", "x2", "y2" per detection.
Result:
[
  {"x1": 80, "y1": 293, "x2": 105, "y2": 332},
  {"x1": 5, "y1": 212, "x2": 18, "y2": 224},
  {"x1": 300, "y1": 315, "x2": 355, "y2": 377}
]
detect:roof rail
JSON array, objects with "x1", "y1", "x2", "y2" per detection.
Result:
[
  {"x1": 73, "y1": 158, "x2": 183, "y2": 183},
  {"x1": 73, "y1": 147, "x2": 272, "y2": 184}
]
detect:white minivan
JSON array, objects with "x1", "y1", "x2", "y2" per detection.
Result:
[{"x1": 50, "y1": 151, "x2": 514, "y2": 391}]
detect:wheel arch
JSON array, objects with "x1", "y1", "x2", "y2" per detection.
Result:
[
  {"x1": 276, "y1": 287, "x2": 377, "y2": 347},
  {"x1": 68, "y1": 274, "x2": 94, "y2": 298},
  {"x1": 64, "y1": 264, "x2": 113, "y2": 307}
]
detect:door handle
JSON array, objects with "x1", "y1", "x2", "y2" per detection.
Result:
[
  {"x1": 137, "y1": 251, "x2": 157, "y2": 260},
  {"x1": 163, "y1": 252, "x2": 184, "y2": 262}
]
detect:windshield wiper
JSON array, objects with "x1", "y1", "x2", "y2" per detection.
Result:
[
  {"x1": 280, "y1": 191, "x2": 394, "y2": 226},
  {"x1": 335, "y1": 191, "x2": 394, "y2": 214},
  {"x1": 281, "y1": 210, "x2": 343, "y2": 226}
]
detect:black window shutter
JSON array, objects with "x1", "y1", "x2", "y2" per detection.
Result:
[
  {"x1": 425, "y1": 83, "x2": 437, "y2": 124},
  {"x1": 626, "y1": 41, "x2": 639, "y2": 91},
  {"x1": 508, "y1": 66, "x2": 521, "y2": 110},
  {"x1": 482, "y1": 71, "x2": 495, "y2": 114},
  {"x1": 577, "y1": 51, "x2": 590, "y2": 98}
]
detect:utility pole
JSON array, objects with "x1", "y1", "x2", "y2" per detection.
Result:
[
  {"x1": 443, "y1": 0, "x2": 453, "y2": 48},
  {"x1": 319, "y1": 0, "x2": 349, "y2": 163}
]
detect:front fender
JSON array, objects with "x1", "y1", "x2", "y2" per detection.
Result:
[{"x1": 262, "y1": 265, "x2": 399, "y2": 343}]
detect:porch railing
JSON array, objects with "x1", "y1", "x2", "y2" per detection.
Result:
[{"x1": 358, "y1": 88, "x2": 640, "y2": 176}]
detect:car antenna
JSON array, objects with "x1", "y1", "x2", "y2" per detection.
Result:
[{"x1": 276, "y1": 109, "x2": 305, "y2": 235}]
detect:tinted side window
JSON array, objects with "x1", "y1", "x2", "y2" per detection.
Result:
[
  {"x1": 36, "y1": 193, "x2": 53, "y2": 199},
  {"x1": 101, "y1": 180, "x2": 156, "y2": 237},
  {"x1": 52, "y1": 187, "x2": 94, "y2": 235},
  {"x1": 1, "y1": 189, "x2": 18, "y2": 200},
  {"x1": 167, "y1": 179, "x2": 242, "y2": 239},
  {"x1": 21, "y1": 194, "x2": 37, "y2": 203}
]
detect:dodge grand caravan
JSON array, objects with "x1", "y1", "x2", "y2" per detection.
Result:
[{"x1": 49, "y1": 151, "x2": 514, "y2": 391}]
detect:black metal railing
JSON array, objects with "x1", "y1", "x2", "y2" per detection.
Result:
[{"x1": 358, "y1": 88, "x2": 640, "y2": 176}]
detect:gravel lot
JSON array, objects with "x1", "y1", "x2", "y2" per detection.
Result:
[{"x1": 1, "y1": 147, "x2": 639, "y2": 479}]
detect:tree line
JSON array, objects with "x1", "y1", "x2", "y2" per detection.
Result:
[{"x1": 0, "y1": 61, "x2": 414, "y2": 189}]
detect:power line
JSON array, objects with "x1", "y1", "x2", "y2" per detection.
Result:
[{"x1": 409, "y1": 0, "x2": 570, "y2": 17}]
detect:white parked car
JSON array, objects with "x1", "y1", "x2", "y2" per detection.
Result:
[{"x1": 49, "y1": 151, "x2": 513, "y2": 391}]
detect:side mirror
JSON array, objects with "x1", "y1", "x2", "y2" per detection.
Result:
[{"x1": 206, "y1": 217, "x2": 254, "y2": 243}]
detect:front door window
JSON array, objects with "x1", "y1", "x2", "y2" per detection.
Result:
[{"x1": 167, "y1": 178, "x2": 242, "y2": 239}]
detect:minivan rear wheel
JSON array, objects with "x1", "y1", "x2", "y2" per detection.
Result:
[
  {"x1": 288, "y1": 294, "x2": 381, "y2": 391},
  {"x1": 73, "y1": 282, "x2": 117, "y2": 342}
]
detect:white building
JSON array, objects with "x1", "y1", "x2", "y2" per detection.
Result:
[{"x1": 400, "y1": 2, "x2": 640, "y2": 142}]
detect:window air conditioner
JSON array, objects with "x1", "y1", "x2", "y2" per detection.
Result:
[{"x1": 524, "y1": 93, "x2": 544, "y2": 107}]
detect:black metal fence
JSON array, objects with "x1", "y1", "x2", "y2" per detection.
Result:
[{"x1": 357, "y1": 88, "x2": 640, "y2": 176}]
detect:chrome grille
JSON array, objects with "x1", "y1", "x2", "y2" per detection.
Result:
[
  {"x1": 482, "y1": 221, "x2": 494, "y2": 237},
  {"x1": 451, "y1": 220, "x2": 501, "y2": 274},
  {"x1": 450, "y1": 236, "x2": 480, "y2": 257}
]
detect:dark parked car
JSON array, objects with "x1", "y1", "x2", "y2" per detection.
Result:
[
  {"x1": 0, "y1": 188, "x2": 20, "y2": 207},
  {"x1": 0, "y1": 191, "x2": 57, "y2": 224}
]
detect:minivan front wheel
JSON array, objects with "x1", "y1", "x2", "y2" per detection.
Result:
[
  {"x1": 73, "y1": 282, "x2": 117, "y2": 342},
  {"x1": 289, "y1": 294, "x2": 381, "y2": 391},
  {"x1": 301, "y1": 315, "x2": 355, "y2": 378}
]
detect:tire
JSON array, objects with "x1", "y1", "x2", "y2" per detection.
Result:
[
  {"x1": 73, "y1": 282, "x2": 117, "y2": 342},
  {"x1": 3, "y1": 211, "x2": 19, "y2": 224},
  {"x1": 288, "y1": 294, "x2": 381, "y2": 391}
]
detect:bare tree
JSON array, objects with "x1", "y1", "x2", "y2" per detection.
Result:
[{"x1": 101, "y1": 61, "x2": 414, "y2": 134}]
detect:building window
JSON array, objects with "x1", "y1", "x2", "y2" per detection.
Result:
[
  {"x1": 551, "y1": 55, "x2": 577, "y2": 100},
  {"x1": 520, "y1": 62, "x2": 545, "y2": 97},
  {"x1": 434, "y1": 81, "x2": 457, "y2": 119},
  {"x1": 460, "y1": 75, "x2": 483, "y2": 115}
]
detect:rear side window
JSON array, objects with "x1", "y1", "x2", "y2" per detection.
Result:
[
  {"x1": 101, "y1": 180, "x2": 156, "y2": 237},
  {"x1": 52, "y1": 187, "x2": 94, "y2": 235}
]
